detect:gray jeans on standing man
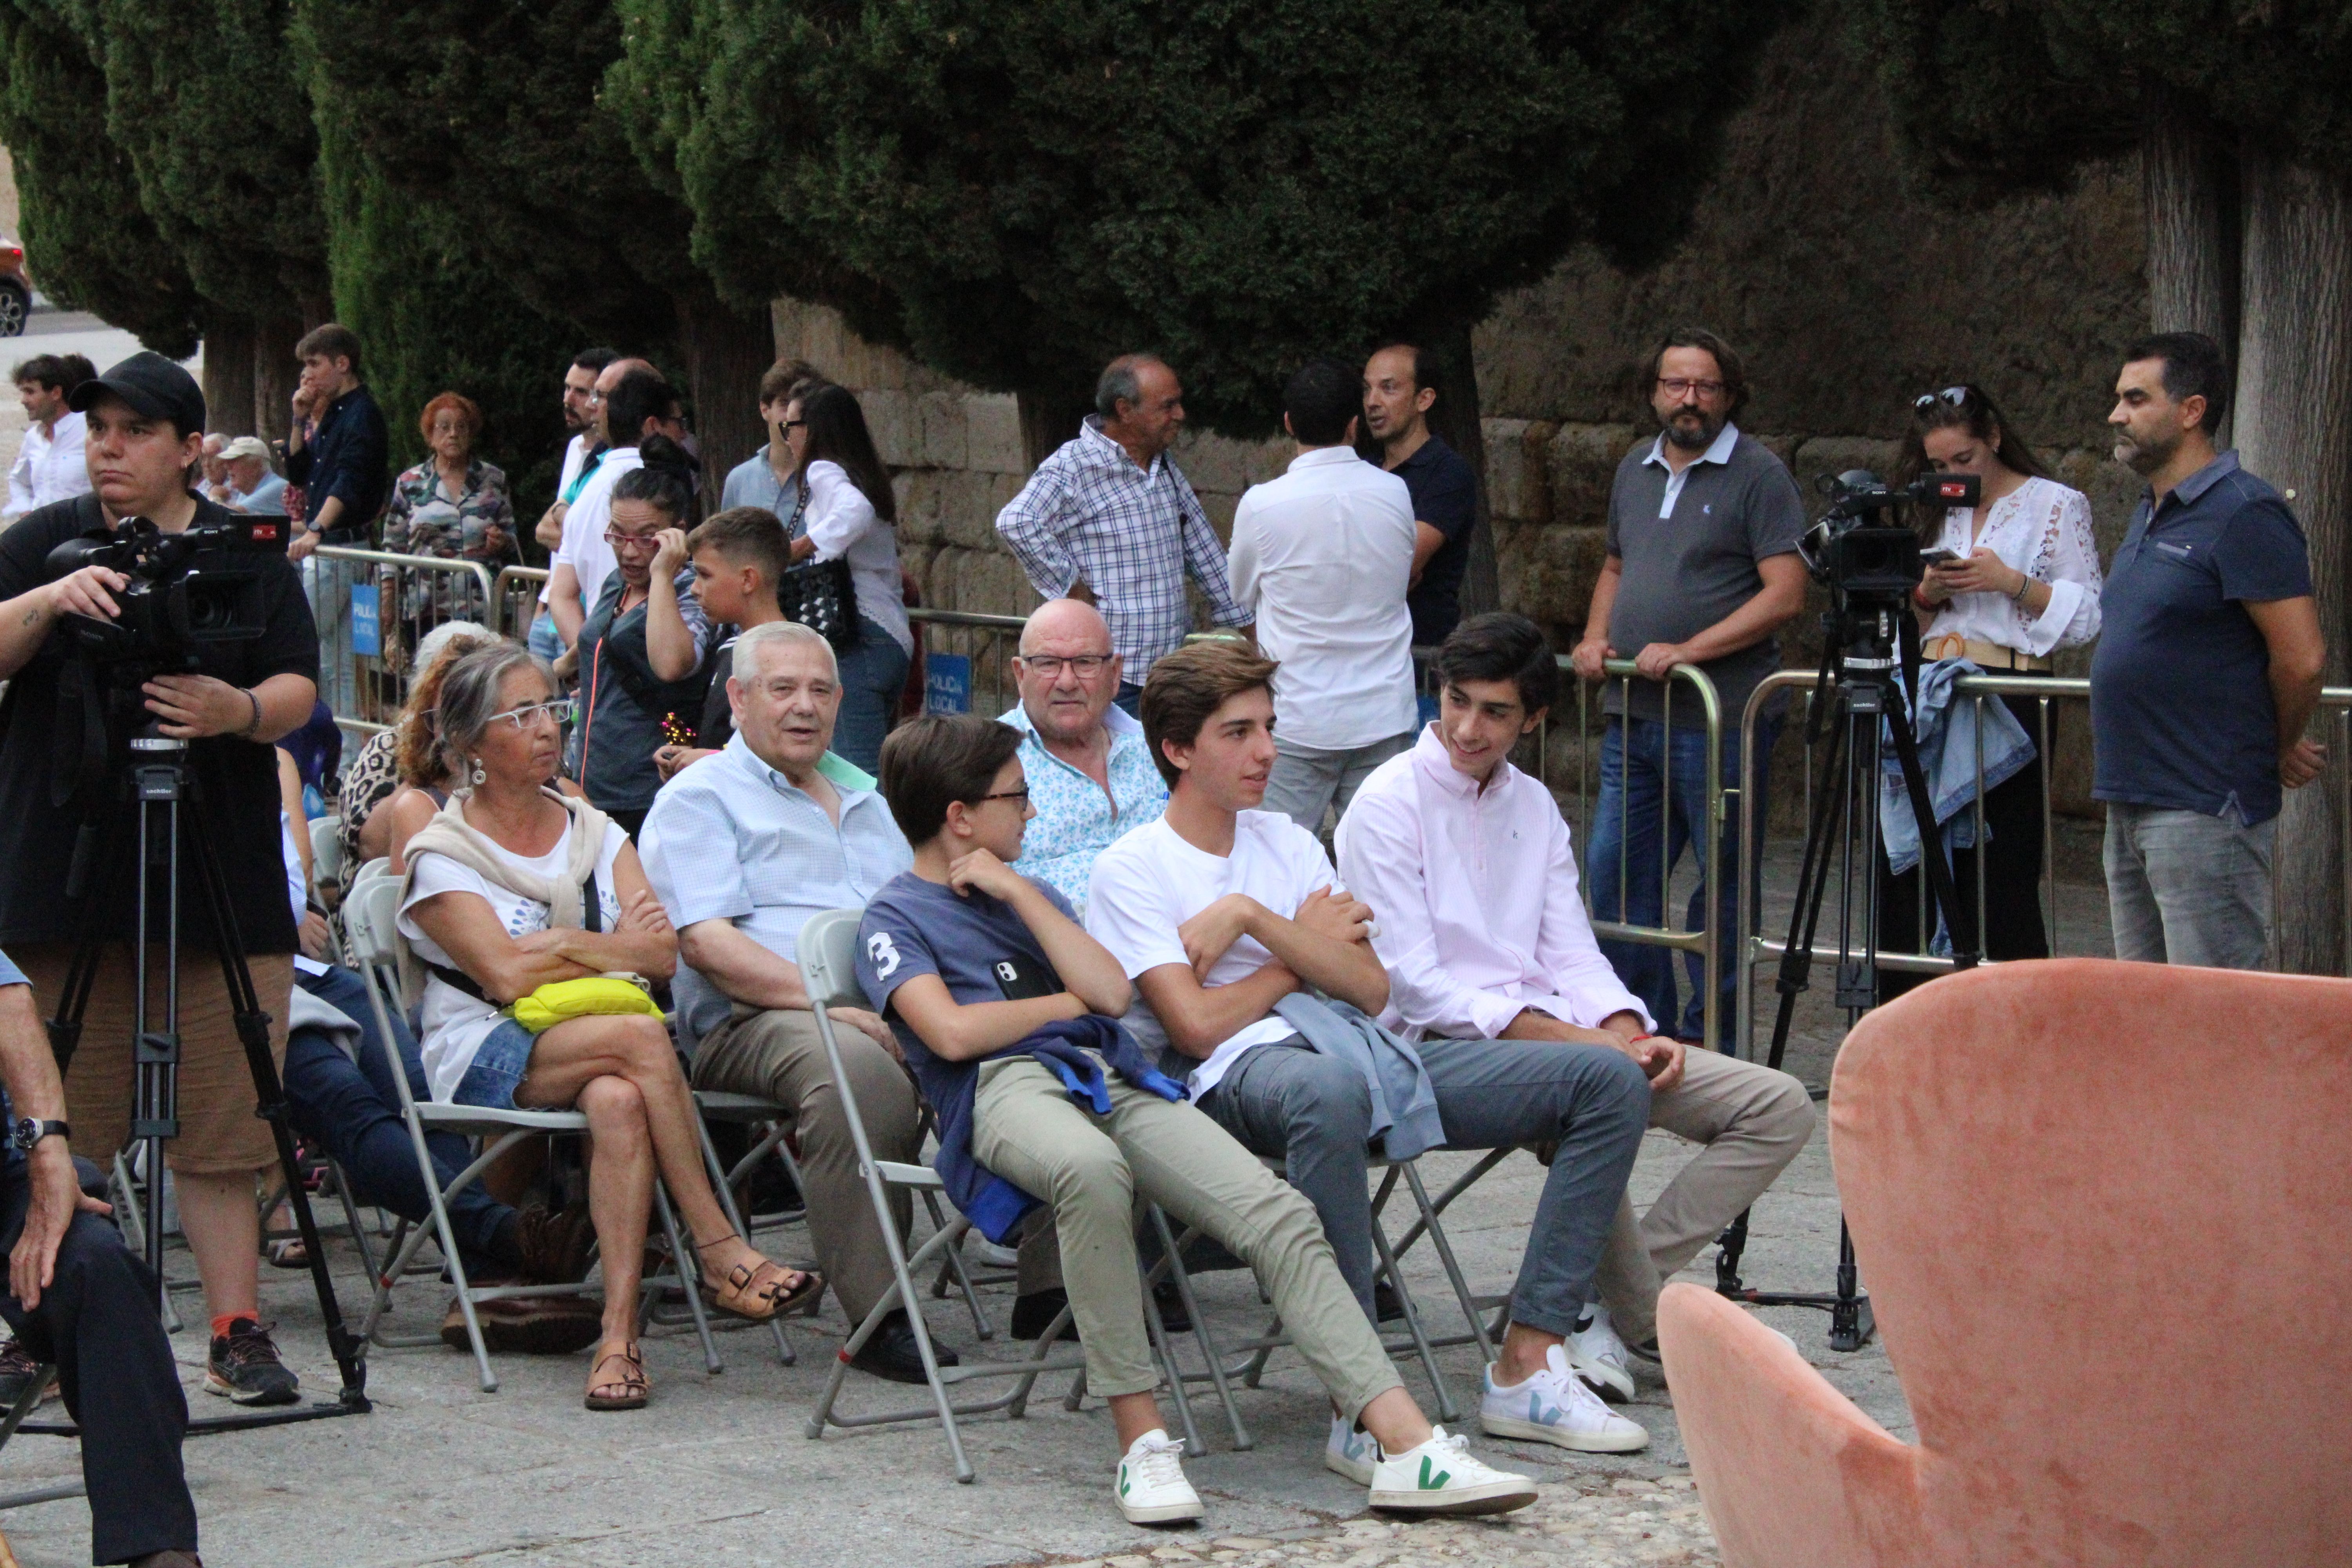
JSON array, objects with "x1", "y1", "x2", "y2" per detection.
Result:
[
  {"x1": 2103, "y1": 801, "x2": 2276, "y2": 970},
  {"x1": 1262, "y1": 732, "x2": 1415, "y2": 835},
  {"x1": 1196, "y1": 1034, "x2": 1651, "y2": 1337}
]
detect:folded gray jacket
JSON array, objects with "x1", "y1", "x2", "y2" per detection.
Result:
[
  {"x1": 1271, "y1": 992, "x2": 1445, "y2": 1162},
  {"x1": 289, "y1": 977, "x2": 366, "y2": 1064}
]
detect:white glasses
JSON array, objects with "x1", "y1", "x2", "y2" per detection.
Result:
[{"x1": 485, "y1": 698, "x2": 575, "y2": 731}]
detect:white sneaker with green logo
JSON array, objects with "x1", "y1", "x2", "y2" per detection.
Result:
[
  {"x1": 1480, "y1": 1343, "x2": 1650, "y2": 1452},
  {"x1": 1366, "y1": 1426, "x2": 1538, "y2": 1515},
  {"x1": 1325, "y1": 1413, "x2": 1380, "y2": 1485},
  {"x1": 1116, "y1": 1429, "x2": 1203, "y2": 1524}
]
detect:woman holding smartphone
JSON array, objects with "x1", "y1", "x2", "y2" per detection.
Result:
[{"x1": 1883, "y1": 383, "x2": 2103, "y2": 995}]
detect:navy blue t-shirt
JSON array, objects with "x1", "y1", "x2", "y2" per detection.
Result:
[
  {"x1": 2091, "y1": 452, "x2": 2312, "y2": 824},
  {"x1": 857, "y1": 871, "x2": 1075, "y2": 1064},
  {"x1": 1393, "y1": 435, "x2": 1479, "y2": 647}
]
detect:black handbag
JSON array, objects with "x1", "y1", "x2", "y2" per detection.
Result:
[{"x1": 778, "y1": 485, "x2": 862, "y2": 652}]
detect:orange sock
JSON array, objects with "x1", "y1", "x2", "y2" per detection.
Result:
[{"x1": 211, "y1": 1313, "x2": 249, "y2": 1340}]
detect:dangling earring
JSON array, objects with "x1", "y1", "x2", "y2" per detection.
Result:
[{"x1": 469, "y1": 756, "x2": 487, "y2": 786}]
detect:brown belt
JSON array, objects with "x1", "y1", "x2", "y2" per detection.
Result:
[{"x1": 1923, "y1": 633, "x2": 2051, "y2": 673}]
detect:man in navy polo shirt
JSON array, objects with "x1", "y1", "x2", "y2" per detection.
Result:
[
  {"x1": 1363, "y1": 344, "x2": 1480, "y2": 657},
  {"x1": 2092, "y1": 331, "x2": 2327, "y2": 969}
]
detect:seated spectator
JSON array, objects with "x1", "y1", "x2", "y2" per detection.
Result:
[
  {"x1": 571, "y1": 436, "x2": 709, "y2": 838},
  {"x1": 859, "y1": 713, "x2": 1536, "y2": 1525},
  {"x1": 278, "y1": 698, "x2": 341, "y2": 821},
  {"x1": 338, "y1": 621, "x2": 496, "y2": 876},
  {"x1": 999, "y1": 598, "x2": 1166, "y2": 915},
  {"x1": 640, "y1": 620, "x2": 942, "y2": 1383},
  {"x1": 1085, "y1": 642, "x2": 1653, "y2": 1455},
  {"x1": 650, "y1": 505, "x2": 795, "y2": 781},
  {"x1": 1335, "y1": 613, "x2": 1813, "y2": 1395},
  {"x1": 719, "y1": 359, "x2": 820, "y2": 521},
  {"x1": 382, "y1": 392, "x2": 517, "y2": 628},
  {"x1": 397, "y1": 644, "x2": 815, "y2": 1412},
  {"x1": 218, "y1": 436, "x2": 288, "y2": 516}
]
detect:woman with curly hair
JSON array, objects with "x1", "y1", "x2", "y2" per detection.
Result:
[{"x1": 338, "y1": 621, "x2": 497, "y2": 875}]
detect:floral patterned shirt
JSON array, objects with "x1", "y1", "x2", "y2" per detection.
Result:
[
  {"x1": 998, "y1": 700, "x2": 1168, "y2": 916},
  {"x1": 382, "y1": 458, "x2": 518, "y2": 620}
]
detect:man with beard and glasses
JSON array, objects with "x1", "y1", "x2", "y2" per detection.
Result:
[
  {"x1": 2093, "y1": 331, "x2": 2324, "y2": 970},
  {"x1": 1571, "y1": 328, "x2": 1805, "y2": 1044}
]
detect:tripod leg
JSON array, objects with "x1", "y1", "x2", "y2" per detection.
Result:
[{"x1": 1882, "y1": 699, "x2": 1978, "y2": 971}]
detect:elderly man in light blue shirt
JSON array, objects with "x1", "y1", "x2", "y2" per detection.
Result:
[
  {"x1": 999, "y1": 599, "x2": 1168, "y2": 915},
  {"x1": 639, "y1": 619, "x2": 945, "y2": 1383}
]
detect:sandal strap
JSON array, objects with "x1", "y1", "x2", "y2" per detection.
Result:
[{"x1": 693, "y1": 1231, "x2": 742, "y2": 1252}]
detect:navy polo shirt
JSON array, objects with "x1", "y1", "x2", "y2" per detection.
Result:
[
  {"x1": 1392, "y1": 434, "x2": 1479, "y2": 646},
  {"x1": 2091, "y1": 451, "x2": 2312, "y2": 824}
]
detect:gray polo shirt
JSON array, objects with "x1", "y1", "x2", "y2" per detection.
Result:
[
  {"x1": 720, "y1": 447, "x2": 804, "y2": 523},
  {"x1": 1604, "y1": 424, "x2": 1805, "y2": 726}
]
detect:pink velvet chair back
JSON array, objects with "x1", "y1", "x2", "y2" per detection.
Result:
[{"x1": 1831, "y1": 958, "x2": 2352, "y2": 1562}]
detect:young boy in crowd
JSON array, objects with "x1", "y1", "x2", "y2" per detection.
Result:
[
  {"x1": 857, "y1": 714, "x2": 1536, "y2": 1526},
  {"x1": 651, "y1": 505, "x2": 796, "y2": 778}
]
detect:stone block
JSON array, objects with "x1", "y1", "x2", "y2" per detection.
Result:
[
  {"x1": 1547, "y1": 423, "x2": 1639, "y2": 532},
  {"x1": 1505, "y1": 523, "x2": 1611, "y2": 630},
  {"x1": 2051, "y1": 444, "x2": 2140, "y2": 558},
  {"x1": 966, "y1": 394, "x2": 1027, "y2": 474},
  {"x1": 860, "y1": 388, "x2": 914, "y2": 468},
  {"x1": 1173, "y1": 431, "x2": 1287, "y2": 495},
  {"x1": 915, "y1": 390, "x2": 968, "y2": 470},
  {"x1": 937, "y1": 470, "x2": 1002, "y2": 552},
  {"x1": 1482, "y1": 418, "x2": 1556, "y2": 526},
  {"x1": 890, "y1": 471, "x2": 942, "y2": 546},
  {"x1": 1195, "y1": 490, "x2": 1238, "y2": 544}
]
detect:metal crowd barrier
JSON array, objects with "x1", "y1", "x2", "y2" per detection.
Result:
[
  {"x1": 493, "y1": 564, "x2": 549, "y2": 642},
  {"x1": 308, "y1": 547, "x2": 500, "y2": 729},
  {"x1": 904, "y1": 606, "x2": 1028, "y2": 717}
]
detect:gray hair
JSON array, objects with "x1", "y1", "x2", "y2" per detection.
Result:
[
  {"x1": 1094, "y1": 353, "x2": 1163, "y2": 421},
  {"x1": 415, "y1": 619, "x2": 494, "y2": 678},
  {"x1": 733, "y1": 619, "x2": 838, "y2": 682},
  {"x1": 434, "y1": 641, "x2": 554, "y2": 778}
]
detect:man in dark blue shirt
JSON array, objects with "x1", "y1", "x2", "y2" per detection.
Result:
[
  {"x1": 283, "y1": 322, "x2": 388, "y2": 559},
  {"x1": 2092, "y1": 331, "x2": 2326, "y2": 970},
  {"x1": 1363, "y1": 345, "x2": 1480, "y2": 652}
]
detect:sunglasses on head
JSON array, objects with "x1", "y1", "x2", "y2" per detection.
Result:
[{"x1": 1913, "y1": 385, "x2": 1975, "y2": 414}]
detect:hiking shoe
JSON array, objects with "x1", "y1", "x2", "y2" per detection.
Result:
[
  {"x1": 1116, "y1": 1428, "x2": 1203, "y2": 1524},
  {"x1": 0, "y1": 1338, "x2": 55, "y2": 1410},
  {"x1": 1479, "y1": 1344, "x2": 1648, "y2": 1453},
  {"x1": 512, "y1": 1203, "x2": 596, "y2": 1285},
  {"x1": 1367, "y1": 1426, "x2": 1538, "y2": 1516},
  {"x1": 441, "y1": 1295, "x2": 605, "y2": 1356},
  {"x1": 849, "y1": 1310, "x2": 960, "y2": 1385},
  {"x1": 205, "y1": 1318, "x2": 300, "y2": 1406},
  {"x1": 1325, "y1": 1413, "x2": 1379, "y2": 1485},
  {"x1": 1566, "y1": 1303, "x2": 1638, "y2": 1401}
]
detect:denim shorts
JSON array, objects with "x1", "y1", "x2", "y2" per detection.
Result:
[{"x1": 451, "y1": 1017, "x2": 537, "y2": 1110}]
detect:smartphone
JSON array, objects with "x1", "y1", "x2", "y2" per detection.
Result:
[
  {"x1": 1920, "y1": 549, "x2": 1959, "y2": 567},
  {"x1": 990, "y1": 953, "x2": 1057, "y2": 1002}
]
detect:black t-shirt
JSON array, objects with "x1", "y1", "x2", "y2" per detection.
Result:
[
  {"x1": 1394, "y1": 434, "x2": 1479, "y2": 646},
  {"x1": 699, "y1": 637, "x2": 739, "y2": 751},
  {"x1": 0, "y1": 496, "x2": 319, "y2": 951}
]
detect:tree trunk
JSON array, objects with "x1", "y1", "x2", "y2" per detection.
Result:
[
  {"x1": 253, "y1": 310, "x2": 304, "y2": 445},
  {"x1": 200, "y1": 313, "x2": 256, "y2": 439},
  {"x1": 1019, "y1": 385, "x2": 1092, "y2": 473},
  {"x1": 1417, "y1": 319, "x2": 1499, "y2": 621},
  {"x1": 674, "y1": 286, "x2": 775, "y2": 500},
  {"x1": 2141, "y1": 86, "x2": 2240, "y2": 356},
  {"x1": 2234, "y1": 152, "x2": 2352, "y2": 975}
]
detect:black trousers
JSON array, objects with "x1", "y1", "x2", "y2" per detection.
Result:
[
  {"x1": 1880, "y1": 685, "x2": 2054, "y2": 1003},
  {"x1": 0, "y1": 1156, "x2": 195, "y2": 1565}
]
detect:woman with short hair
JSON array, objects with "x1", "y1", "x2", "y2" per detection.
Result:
[{"x1": 383, "y1": 391, "x2": 517, "y2": 628}]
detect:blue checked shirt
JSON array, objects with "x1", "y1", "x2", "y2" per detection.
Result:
[
  {"x1": 999, "y1": 701, "x2": 1168, "y2": 916},
  {"x1": 995, "y1": 417, "x2": 1250, "y2": 671},
  {"x1": 639, "y1": 736, "x2": 912, "y2": 1048}
]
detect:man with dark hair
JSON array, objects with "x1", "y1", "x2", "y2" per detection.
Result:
[
  {"x1": 549, "y1": 360, "x2": 669, "y2": 650},
  {"x1": 1572, "y1": 327, "x2": 1806, "y2": 1042},
  {"x1": 652, "y1": 505, "x2": 798, "y2": 772},
  {"x1": 1228, "y1": 358, "x2": 1418, "y2": 830},
  {"x1": 7, "y1": 352, "x2": 92, "y2": 517},
  {"x1": 1363, "y1": 344, "x2": 1480, "y2": 655},
  {"x1": 530, "y1": 348, "x2": 626, "y2": 659},
  {"x1": 996, "y1": 353, "x2": 1250, "y2": 716},
  {"x1": 1086, "y1": 642, "x2": 1654, "y2": 1458},
  {"x1": 722, "y1": 359, "x2": 822, "y2": 524},
  {"x1": 284, "y1": 322, "x2": 388, "y2": 561},
  {"x1": 1336, "y1": 612, "x2": 1811, "y2": 1394},
  {"x1": 2094, "y1": 331, "x2": 2325, "y2": 969}
]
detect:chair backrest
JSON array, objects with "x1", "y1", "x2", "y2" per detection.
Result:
[
  {"x1": 1836, "y1": 958, "x2": 2352, "y2": 1558},
  {"x1": 343, "y1": 875, "x2": 404, "y2": 970},
  {"x1": 310, "y1": 814, "x2": 346, "y2": 888},
  {"x1": 795, "y1": 908, "x2": 869, "y2": 1011}
]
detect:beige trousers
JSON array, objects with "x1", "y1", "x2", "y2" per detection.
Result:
[{"x1": 973, "y1": 1054, "x2": 1401, "y2": 1415}]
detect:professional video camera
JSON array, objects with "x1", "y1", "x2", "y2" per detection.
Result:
[
  {"x1": 43, "y1": 513, "x2": 285, "y2": 668},
  {"x1": 1797, "y1": 469, "x2": 1982, "y2": 606}
]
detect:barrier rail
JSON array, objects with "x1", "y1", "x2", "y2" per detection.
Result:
[
  {"x1": 492, "y1": 564, "x2": 549, "y2": 642},
  {"x1": 905, "y1": 605, "x2": 1029, "y2": 718},
  {"x1": 308, "y1": 547, "x2": 500, "y2": 726}
]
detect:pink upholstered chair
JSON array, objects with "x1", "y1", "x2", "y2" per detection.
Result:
[{"x1": 1659, "y1": 958, "x2": 2352, "y2": 1568}]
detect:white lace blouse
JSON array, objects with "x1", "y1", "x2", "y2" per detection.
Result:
[{"x1": 1922, "y1": 475, "x2": 2103, "y2": 657}]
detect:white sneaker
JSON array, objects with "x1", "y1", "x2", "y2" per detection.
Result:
[
  {"x1": 1480, "y1": 1344, "x2": 1650, "y2": 1453},
  {"x1": 1116, "y1": 1429, "x2": 1203, "y2": 1524},
  {"x1": 1367, "y1": 1425, "x2": 1539, "y2": 1516},
  {"x1": 1566, "y1": 1303, "x2": 1638, "y2": 1401},
  {"x1": 1325, "y1": 1413, "x2": 1379, "y2": 1485}
]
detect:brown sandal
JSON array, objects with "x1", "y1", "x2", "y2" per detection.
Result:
[
  {"x1": 697, "y1": 1233, "x2": 823, "y2": 1321},
  {"x1": 584, "y1": 1343, "x2": 648, "y2": 1412}
]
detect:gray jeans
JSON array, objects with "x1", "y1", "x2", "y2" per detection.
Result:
[
  {"x1": 1197, "y1": 1034, "x2": 1651, "y2": 1338},
  {"x1": 2103, "y1": 802, "x2": 2276, "y2": 970},
  {"x1": 1263, "y1": 731, "x2": 1414, "y2": 834}
]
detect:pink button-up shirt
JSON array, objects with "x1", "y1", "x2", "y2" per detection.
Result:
[{"x1": 1336, "y1": 725, "x2": 1651, "y2": 1043}]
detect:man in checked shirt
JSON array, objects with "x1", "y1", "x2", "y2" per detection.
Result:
[{"x1": 996, "y1": 355, "x2": 1254, "y2": 715}]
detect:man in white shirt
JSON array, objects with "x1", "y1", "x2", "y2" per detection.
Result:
[
  {"x1": 1086, "y1": 641, "x2": 1654, "y2": 1456},
  {"x1": 548, "y1": 363, "x2": 669, "y2": 650},
  {"x1": 1229, "y1": 358, "x2": 1419, "y2": 832},
  {"x1": 7, "y1": 354, "x2": 92, "y2": 517},
  {"x1": 1337, "y1": 613, "x2": 1813, "y2": 1395}
]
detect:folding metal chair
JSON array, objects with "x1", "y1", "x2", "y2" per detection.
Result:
[
  {"x1": 309, "y1": 815, "x2": 347, "y2": 896},
  {"x1": 341, "y1": 877, "x2": 723, "y2": 1391}
]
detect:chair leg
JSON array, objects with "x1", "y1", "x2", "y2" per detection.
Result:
[
  {"x1": 922, "y1": 1190, "x2": 993, "y2": 1338},
  {"x1": 1401, "y1": 1160, "x2": 1498, "y2": 1365},
  {"x1": 652, "y1": 1181, "x2": 723, "y2": 1375},
  {"x1": 1370, "y1": 1175, "x2": 1459, "y2": 1424},
  {"x1": 694, "y1": 1111, "x2": 794, "y2": 1367},
  {"x1": 808, "y1": 1223, "x2": 979, "y2": 1484},
  {"x1": 329, "y1": 1160, "x2": 381, "y2": 1287},
  {"x1": 1151, "y1": 1208, "x2": 1252, "y2": 1452}
]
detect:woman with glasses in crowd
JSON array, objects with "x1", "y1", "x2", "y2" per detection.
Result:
[
  {"x1": 1881, "y1": 382, "x2": 2104, "y2": 996},
  {"x1": 398, "y1": 642, "x2": 819, "y2": 1411},
  {"x1": 779, "y1": 381, "x2": 911, "y2": 773},
  {"x1": 381, "y1": 392, "x2": 519, "y2": 633},
  {"x1": 569, "y1": 436, "x2": 708, "y2": 838}
]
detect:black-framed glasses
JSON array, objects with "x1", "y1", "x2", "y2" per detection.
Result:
[
  {"x1": 1913, "y1": 385, "x2": 1975, "y2": 414},
  {"x1": 975, "y1": 787, "x2": 1031, "y2": 807},
  {"x1": 781, "y1": 418, "x2": 807, "y2": 430},
  {"x1": 1018, "y1": 654, "x2": 1113, "y2": 678},
  {"x1": 1657, "y1": 377, "x2": 1727, "y2": 398}
]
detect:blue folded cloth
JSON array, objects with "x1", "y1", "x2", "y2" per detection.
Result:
[
  {"x1": 1880, "y1": 658, "x2": 2036, "y2": 951},
  {"x1": 1272, "y1": 992, "x2": 1445, "y2": 1162}
]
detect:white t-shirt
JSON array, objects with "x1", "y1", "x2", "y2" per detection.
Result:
[
  {"x1": 397, "y1": 819, "x2": 628, "y2": 1101},
  {"x1": 1085, "y1": 809, "x2": 1336, "y2": 1098},
  {"x1": 552, "y1": 445, "x2": 643, "y2": 622}
]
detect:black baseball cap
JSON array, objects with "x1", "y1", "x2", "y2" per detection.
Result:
[{"x1": 69, "y1": 350, "x2": 206, "y2": 435}]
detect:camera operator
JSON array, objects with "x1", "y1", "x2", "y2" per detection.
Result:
[{"x1": 0, "y1": 352, "x2": 320, "y2": 1407}]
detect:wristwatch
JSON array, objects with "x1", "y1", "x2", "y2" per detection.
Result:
[{"x1": 9, "y1": 1118, "x2": 67, "y2": 1153}]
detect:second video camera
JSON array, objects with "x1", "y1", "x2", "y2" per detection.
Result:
[
  {"x1": 1799, "y1": 469, "x2": 1982, "y2": 603},
  {"x1": 44, "y1": 514, "x2": 285, "y2": 668}
]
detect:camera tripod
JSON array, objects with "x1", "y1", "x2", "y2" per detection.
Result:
[
  {"x1": 1711, "y1": 601, "x2": 1978, "y2": 1351},
  {"x1": 40, "y1": 726, "x2": 368, "y2": 1433}
]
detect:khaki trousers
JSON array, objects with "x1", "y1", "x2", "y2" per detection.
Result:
[
  {"x1": 973, "y1": 1054, "x2": 1401, "y2": 1415},
  {"x1": 1595, "y1": 1044, "x2": 1815, "y2": 1342},
  {"x1": 15, "y1": 943, "x2": 292, "y2": 1176},
  {"x1": 691, "y1": 1004, "x2": 920, "y2": 1324}
]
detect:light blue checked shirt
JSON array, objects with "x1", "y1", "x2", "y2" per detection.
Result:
[
  {"x1": 995, "y1": 416, "x2": 1250, "y2": 671},
  {"x1": 640, "y1": 735, "x2": 912, "y2": 1049},
  {"x1": 999, "y1": 700, "x2": 1168, "y2": 917}
]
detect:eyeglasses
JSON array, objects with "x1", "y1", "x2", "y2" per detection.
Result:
[
  {"x1": 1657, "y1": 377, "x2": 1727, "y2": 398},
  {"x1": 585, "y1": 390, "x2": 606, "y2": 405},
  {"x1": 1913, "y1": 386, "x2": 1975, "y2": 414},
  {"x1": 485, "y1": 699, "x2": 575, "y2": 731},
  {"x1": 975, "y1": 787, "x2": 1030, "y2": 807},
  {"x1": 1018, "y1": 654, "x2": 1113, "y2": 678},
  {"x1": 781, "y1": 418, "x2": 807, "y2": 430},
  {"x1": 604, "y1": 528, "x2": 663, "y2": 552}
]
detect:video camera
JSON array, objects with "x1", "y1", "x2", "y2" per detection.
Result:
[
  {"x1": 44, "y1": 513, "x2": 285, "y2": 668},
  {"x1": 1798, "y1": 469, "x2": 1980, "y2": 605}
]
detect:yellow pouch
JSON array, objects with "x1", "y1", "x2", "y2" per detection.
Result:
[{"x1": 510, "y1": 976, "x2": 661, "y2": 1034}]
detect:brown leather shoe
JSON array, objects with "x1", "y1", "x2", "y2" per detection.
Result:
[
  {"x1": 442, "y1": 1295, "x2": 604, "y2": 1356},
  {"x1": 513, "y1": 1203, "x2": 596, "y2": 1285}
]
